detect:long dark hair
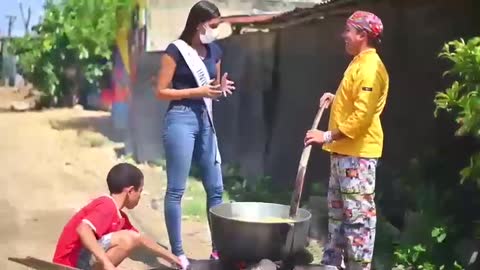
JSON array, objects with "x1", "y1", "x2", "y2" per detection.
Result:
[{"x1": 179, "y1": 1, "x2": 221, "y2": 44}]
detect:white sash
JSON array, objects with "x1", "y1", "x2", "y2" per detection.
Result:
[{"x1": 172, "y1": 39, "x2": 221, "y2": 164}]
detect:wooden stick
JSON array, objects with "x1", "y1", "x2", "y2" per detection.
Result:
[{"x1": 289, "y1": 104, "x2": 327, "y2": 218}]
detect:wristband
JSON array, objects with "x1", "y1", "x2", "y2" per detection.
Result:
[{"x1": 323, "y1": 131, "x2": 333, "y2": 143}]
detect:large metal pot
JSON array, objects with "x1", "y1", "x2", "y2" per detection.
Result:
[{"x1": 209, "y1": 202, "x2": 312, "y2": 263}]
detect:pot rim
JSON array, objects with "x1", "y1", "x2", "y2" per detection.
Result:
[{"x1": 209, "y1": 201, "x2": 312, "y2": 224}]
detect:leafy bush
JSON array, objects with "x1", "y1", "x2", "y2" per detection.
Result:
[
  {"x1": 393, "y1": 227, "x2": 464, "y2": 270},
  {"x1": 10, "y1": 0, "x2": 135, "y2": 106},
  {"x1": 386, "y1": 35, "x2": 480, "y2": 270},
  {"x1": 221, "y1": 164, "x2": 292, "y2": 204},
  {"x1": 372, "y1": 145, "x2": 478, "y2": 269},
  {"x1": 434, "y1": 37, "x2": 480, "y2": 186}
]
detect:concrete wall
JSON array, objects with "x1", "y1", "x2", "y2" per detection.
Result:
[{"x1": 145, "y1": 0, "x2": 290, "y2": 51}]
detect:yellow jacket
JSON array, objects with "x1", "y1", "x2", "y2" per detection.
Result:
[{"x1": 323, "y1": 49, "x2": 389, "y2": 158}]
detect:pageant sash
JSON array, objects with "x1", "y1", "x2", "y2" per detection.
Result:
[{"x1": 172, "y1": 39, "x2": 221, "y2": 164}]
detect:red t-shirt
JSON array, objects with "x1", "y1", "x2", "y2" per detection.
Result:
[{"x1": 53, "y1": 196, "x2": 138, "y2": 267}]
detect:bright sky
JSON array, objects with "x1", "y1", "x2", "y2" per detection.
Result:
[{"x1": 0, "y1": 0, "x2": 45, "y2": 37}]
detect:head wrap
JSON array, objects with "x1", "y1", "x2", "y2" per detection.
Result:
[{"x1": 347, "y1": 11, "x2": 383, "y2": 38}]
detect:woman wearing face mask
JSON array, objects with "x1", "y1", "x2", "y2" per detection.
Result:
[{"x1": 155, "y1": 1, "x2": 235, "y2": 269}]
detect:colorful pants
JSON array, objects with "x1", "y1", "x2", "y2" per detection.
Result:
[{"x1": 321, "y1": 154, "x2": 378, "y2": 270}]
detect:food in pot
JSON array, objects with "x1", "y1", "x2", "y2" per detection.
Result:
[{"x1": 233, "y1": 217, "x2": 294, "y2": 223}]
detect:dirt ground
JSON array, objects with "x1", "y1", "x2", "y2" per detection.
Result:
[{"x1": 0, "y1": 87, "x2": 213, "y2": 270}]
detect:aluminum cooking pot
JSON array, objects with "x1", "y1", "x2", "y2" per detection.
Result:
[{"x1": 209, "y1": 202, "x2": 311, "y2": 263}]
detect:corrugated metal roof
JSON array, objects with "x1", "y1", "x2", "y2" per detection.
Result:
[{"x1": 221, "y1": 0, "x2": 356, "y2": 33}]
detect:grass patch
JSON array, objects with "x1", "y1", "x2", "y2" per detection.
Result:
[
  {"x1": 182, "y1": 179, "x2": 207, "y2": 221},
  {"x1": 182, "y1": 178, "x2": 230, "y2": 221},
  {"x1": 152, "y1": 161, "x2": 295, "y2": 220},
  {"x1": 77, "y1": 130, "x2": 108, "y2": 147},
  {"x1": 119, "y1": 153, "x2": 137, "y2": 164},
  {"x1": 148, "y1": 158, "x2": 166, "y2": 168}
]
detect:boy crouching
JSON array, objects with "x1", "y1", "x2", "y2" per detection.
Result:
[{"x1": 53, "y1": 163, "x2": 181, "y2": 270}]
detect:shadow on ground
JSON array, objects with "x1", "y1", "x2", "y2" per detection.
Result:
[
  {"x1": 49, "y1": 114, "x2": 125, "y2": 144},
  {"x1": 128, "y1": 247, "x2": 167, "y2": 269}
]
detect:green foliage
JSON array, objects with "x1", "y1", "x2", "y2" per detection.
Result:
[
  {"x1": 394, "y1": 244, "x2": 430, "y2": 269},
  {"x1": 177, "y1": 163, "x2": 291, "y2": 220},
  {"x1": 10, "y1": 0, "x2": 135, "y2": 105},
  {"x1": 393, "y1": 227, "x2": 464, "y2": 270},
  {"x1": 171, "y1": 162, "x2": 291, "y2": 205},
  {"x1": 372, "y1": 147, "x2": 477, "y2": 270},
  {"x1": 431, "y1": 227, "x2": 447, "y2": 243},
  {"x1": 459, "y1": 153, "x2": 480, "y2": 185},
  {"x1": 222, "y1": 164, "x2": 291, "y2": 204},
  {"x1": 434, "y1": 37, "x2": 480, "y2": 185}
]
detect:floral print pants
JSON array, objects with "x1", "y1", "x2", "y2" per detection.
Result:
[{"x1": 321, "y1": 154, "x2": 378, "y2": 270}]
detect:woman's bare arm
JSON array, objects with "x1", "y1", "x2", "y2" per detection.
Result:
[{"x1": 154, "y1": 53, "x2": 203, "y2": 100}]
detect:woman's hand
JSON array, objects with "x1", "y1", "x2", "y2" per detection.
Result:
[
  {"x1": 220, "y1": 72, "x2": 235, "y2": 96},
  {"x1": 197, "y1": 82, "x2": 223, "y2": 99}
]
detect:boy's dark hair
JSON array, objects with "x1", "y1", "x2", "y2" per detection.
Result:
[{"x1": 106, "y1": 163, "x2": 144, "y2": 194}]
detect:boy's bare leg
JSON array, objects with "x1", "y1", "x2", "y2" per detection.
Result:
[{"x1": 92, "y1": 230, "x2": 141, "y2": 269}]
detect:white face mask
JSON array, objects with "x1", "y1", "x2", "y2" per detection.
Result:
[{"x1": 199, "y1": 24, "x2": 219, "y2": 44}]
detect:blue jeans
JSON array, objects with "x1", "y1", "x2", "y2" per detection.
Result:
[{"x1": 162, "y1": 103, "x2": 224, "y2": 256}]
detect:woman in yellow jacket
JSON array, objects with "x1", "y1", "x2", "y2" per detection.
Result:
[{"x1": 304, "y1": 11, "x2": 389, "y2": 270}]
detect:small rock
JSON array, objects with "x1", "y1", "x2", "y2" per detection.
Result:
[
  {"x1": 10, "y1": 101, "x2": 33, "y2": 111},
  {"x1": 151, "y1": 199, "x2": 162, "y2": 210}
]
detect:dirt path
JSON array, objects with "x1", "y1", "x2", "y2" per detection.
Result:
[{"x1": 0, "y1": 106, "x2": 212, "y2": 269}]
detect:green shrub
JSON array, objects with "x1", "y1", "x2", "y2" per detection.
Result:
[
  {"x1": 434, "y1": 37, "x2": 480, "y2": 186},
  {"x1": 10, "y1": 0, "x2": 135, "y2": 105}
]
